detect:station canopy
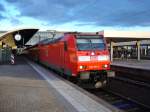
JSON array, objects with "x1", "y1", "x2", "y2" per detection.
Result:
[
  {"x1": 99, "y1": 30, "x2": 150, "y2": 43},
  {"x1": 0, "y1": 28, "x2": 38, "y2": 49}
]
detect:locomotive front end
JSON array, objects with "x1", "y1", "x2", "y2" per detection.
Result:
[{"x1": 75, "y1": 34, "x2": 111, "y2": 88}]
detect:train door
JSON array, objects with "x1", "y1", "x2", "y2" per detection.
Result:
[
  {"x1": 64, "y1": 41, "x2": 68, "y2": 70},
  {"x1": 60, "y1": 41, "x2": 68, "y2": 75},
  {"x1": 60, "y1": 42, "x2": 63, "y2": 70},
  {"x1": 60, "y1": 41, "x2": 66, "y2": 73}
]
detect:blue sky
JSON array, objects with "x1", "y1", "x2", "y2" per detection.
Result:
[{"x1": 0, "y1": 0, "x2": 150, "y2": 31}]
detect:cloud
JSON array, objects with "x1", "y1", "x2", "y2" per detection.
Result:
[
  {"x1": 0, "y1": 15, "x2": 4, "y2": 20},
  {"x1": 109, "y1": 10, "x2": 150, "y2": 26},
  {"x1": 5, "y1": 0, "x2": 79, "y2": 23},
  {"x1": 73, "y1": 0, "x2": 150, "y2": 26},
  {"x1": 0, "y1": 2, "x2": 5, "y2": 11},
  {"x1": 0, "y1": 3, "x2": 5, "y2": 20},
  {"x1": 5, "y1": 0, "x2": 150, "y2": 27},
  {"x1": 10, "y1": 17, "x2": 22, "y2": 25}
]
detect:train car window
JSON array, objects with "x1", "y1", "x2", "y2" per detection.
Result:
[
  {"x1": 76, "y1": 36, "x2": 105, "y2": 50},
  {"x1": 64, "y1": 41, "x2": 68, "y2": 51}
]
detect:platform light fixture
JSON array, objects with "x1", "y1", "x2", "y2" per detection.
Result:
[{"x1": 14, "y1": 33, "x2": 22, "y2": 41}]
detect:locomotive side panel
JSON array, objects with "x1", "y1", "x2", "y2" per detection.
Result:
[
  {"x1": 62, "y1": 36, "x2": 73, "y2": 76},
  {"x1": 66, "y1": 35, "x2": 78, "y2": 76}
]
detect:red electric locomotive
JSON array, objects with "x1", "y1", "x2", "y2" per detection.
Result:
[{"x1": 27, "y1": 31, "x2": 114, "y2": 88}]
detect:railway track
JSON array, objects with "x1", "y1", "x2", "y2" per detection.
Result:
[
  {"x1": 95, "y1": 75, "x2": 150, "y2": 112},
  {"x1": 57, "y1": 72, "x2": 150, "y2": 112},
  {"x1": 87, "y1": 88, "x2": 150, "y2": 112}
]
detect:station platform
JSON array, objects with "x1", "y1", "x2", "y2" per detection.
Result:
[
  {"x1": 112, "y1": 59, "x2": 150, "y2": 70},
  {"x1": 111, "y1": 59, "x2": 150, "y2": 84},
  {"x1": 0, "y1": 56, "x2": 119, "y2": 112},
  {"x1": 110, "y1": 59, "x2": 150, "y2": 108}
]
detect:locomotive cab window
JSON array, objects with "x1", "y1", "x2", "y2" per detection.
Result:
[{"x1": 76, "y1": 36, "x2": 105, "y2": 51}]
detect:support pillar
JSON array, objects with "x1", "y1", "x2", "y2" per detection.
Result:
[
  {"x1": 110, "y1": 41, "x2": 114, "y2": 62},
  {"x1": 144, "y1": 48, "x2": 147, "y2": 56},
  {"x1": 136, "y1": 41, "x2": 141, "y2": 61}
]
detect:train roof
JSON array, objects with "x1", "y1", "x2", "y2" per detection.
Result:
[
  {"x1": 26, "y1": 31, "x2": 105, "y2": 49},
  {"x1": 46, "y1": 30, "x2": 103, "y2": 36},
  {"x1": 34, "y1": 31, "x2": 103, "y2": 44}
]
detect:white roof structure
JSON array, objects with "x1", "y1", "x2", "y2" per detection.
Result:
[{"x1": 99, "y1": 30, "x2": 150, "y2": 42}]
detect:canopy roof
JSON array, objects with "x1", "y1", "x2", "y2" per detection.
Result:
[
  {"x1": 99, "y1": 30, "x2": 150, "y2": 42},
  {"x1": 0, "y1": 28, "x2": 38, "y2": 48}
]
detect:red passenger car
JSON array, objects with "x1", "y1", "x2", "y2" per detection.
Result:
[{"x1": 27, "y1": 32, "x2": 113, "y2": 88}]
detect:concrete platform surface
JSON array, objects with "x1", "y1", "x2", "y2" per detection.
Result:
[
  {"x1": 0, "y1": 56, "x2": 119, "y2": 112},
  {"x1": 0, "y1": 57, "x2": 77, "y2": 112},
  {"x1": 112, "y1": 59, "x2": 150, "y2": 70},
  {"x1": 28, "y1": 60, "x2": 119, "y2": 112}
]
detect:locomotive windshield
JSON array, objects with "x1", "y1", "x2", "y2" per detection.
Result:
[{"x1": 76, "y1": 35, "x2": 105, "y2": 50}]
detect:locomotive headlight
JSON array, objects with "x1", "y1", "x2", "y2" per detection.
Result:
[
  {"x1": 104, "y1": 64, "x2": 108, "y2": 68},
  {"x1": 91, "y1": 52, "x2": 95, "y2": 55},
  {"x1": 78, "y1": 56, "x2": 90, "y2": 61},
  {"x1": 102, "y1": 64, "x2": 108, "y2": 68},
  {"x1": 79, "y1": 66, "x2": 83, "y2": 69},
  {"x1": 98, "y1": 55, "x2": 110, "y2": 61},
  {"x1": 79, "y1": 65, "x2": 87, "y2": 69}
]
